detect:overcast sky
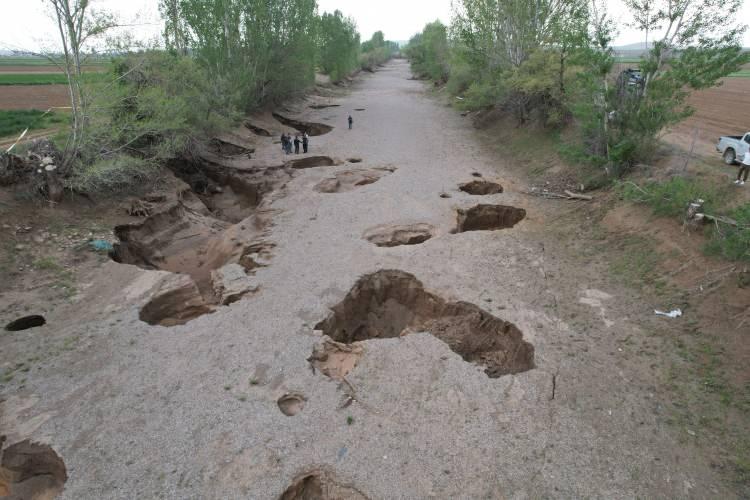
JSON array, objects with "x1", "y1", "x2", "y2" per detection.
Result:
[{"x1": 1, "y1": 0, "x2": 748, "y2": 53}]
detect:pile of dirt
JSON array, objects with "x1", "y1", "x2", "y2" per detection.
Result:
[
  {"x1": 279, "y1": 470, "x2": 369, "y2": 500},
  {"x1": 315, "y1": 270, "x2": 534, "y2": 377},
  {"x1": 362, "y1": 223, "x2": 434, "y2": 247},
  {"x1": 459, "y1": 180, "x2": 503, "y2": 195},
  {"x1": 454, "y1": 204, "x2": 526, "y2": 232},
  {"x1": 273, "y1": 113, "x2": 333, "y2": 136},
  {"x1": 314, "y1": 168, "x2": 394, "y2": 193},
  {"x1": 0, "y1": 439, "x2": 67, "y2": 499}
]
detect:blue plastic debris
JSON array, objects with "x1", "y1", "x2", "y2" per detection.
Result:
[{"x1": 89, "y1": 239, "x2": 113, "y2": 252}]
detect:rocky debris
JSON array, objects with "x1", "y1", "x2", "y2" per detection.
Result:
[
  {"x1": 0, "y1": 139, "x2": 65, "y2": 201},
  {"x1": 0, "y1": 439, "x2": 67, "y2": 500},
  {"x1": 315, "y1": 270, "x2": 534, "y2": 377},
  {"x1": 211, "y1": 263, "x2": 258, "y2": 305},
  {"x1": 239, "y1": 242, "x2": 275, "y2": 271},
  {"x1": 363, "y1": 223, "x2": 435, "y2": 247},
  {"x1": 307, "y1": 338, "x2": 363, "y2": 380},
  {"x1": 139, "y1": 274, "x2": 214, "y2": 326}
]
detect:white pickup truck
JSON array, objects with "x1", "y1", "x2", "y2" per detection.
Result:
[{"x1": 716, "y1": 132, "x2": 750, "y2": 164}]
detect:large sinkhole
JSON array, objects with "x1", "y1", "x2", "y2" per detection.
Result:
[
  {"x1": 315, "y1": 270, "x2": 534, "y2": 377},
  {"x1": 111, "y1": 159, "x2": 287, "y2": 326},
  {"x1": 273, "y1": 113, "x2": 333, "y2": 136},
  {"x1": 0, "y1": 439, "x2": 67, "y2": 500},
  {"x1": 455, "y1": 204, "x2": 526, "y2": 233}
]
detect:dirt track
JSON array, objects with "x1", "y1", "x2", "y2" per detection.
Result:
[{"x1": 0, "y1": 61, "x2": 739, "y2": 498}]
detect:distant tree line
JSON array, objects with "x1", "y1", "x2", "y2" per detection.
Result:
[
  {"x1": 37, "y1": 0, "x2": 398, "y2": 192},
  {"x1": 405, "y1": 0, "x2": 749, "y2": 177}
]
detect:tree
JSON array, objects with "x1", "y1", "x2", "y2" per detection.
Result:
[
  {"x1": 318, "y1": 10, "x2": 360, "y2": 81},
  {"x1": 405, "y1": 21, "x2": 450, "y2": 82},
  {"x1": 46, "y1": 0, "x2": 116, "y2": 175}
]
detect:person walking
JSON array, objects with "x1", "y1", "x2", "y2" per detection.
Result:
[
  {"x1": 348, "y1": 115, "x2": 353, "y2": 130},
  {"x1": 302, "y1": 132, "x2": 309, "y2": 154},
  {"x1": 735, "y1": 150, "x2": 750, "y2": 186},
  {"x1": 293, "y1": 135, "x2": 301, "y2": 154}
]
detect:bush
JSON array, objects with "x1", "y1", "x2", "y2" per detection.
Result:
[
  {"x1": 617, "y1": 177, "x2": 720, "y2": 218},
  {"x1": 704, "y1": 203, "x2": 750, "y2": 261}
]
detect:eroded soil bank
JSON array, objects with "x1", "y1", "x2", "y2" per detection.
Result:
[{"x1": 0, "y1": 61, "x2": 743, "y2": 499}]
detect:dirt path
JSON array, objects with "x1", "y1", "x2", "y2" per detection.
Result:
[{"x1": 0, "y1": 61, "x2": 736, "y2": 498}]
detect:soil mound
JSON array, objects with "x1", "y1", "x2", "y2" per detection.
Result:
[
  {"x1": 0, "y1": 439, "x2": 67, "y2": 499},
  {"x1": 363, "y1": 224, "x2": 434, "y2": 247},
  {"x1": 315, "y1": 270, "x2": 534, "y2": 377},
  {"x1": 279, "y1": 470, "x2": 369, "y2": 500},
  {"x1": 455, "y1": 204, "x2": 526, "y2": 232},
  {"x1": 273, "y1": 113, "x2": 333, "y2": 136},
  {"x1": 314, "y1": 168, "x2": 394, "y2": 193},
  {"x1": 459, "y1": 180, "x2": 503, "y2": 195}
]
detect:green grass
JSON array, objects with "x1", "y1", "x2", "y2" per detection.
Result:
[
  {"x1": 0, "y1": 73, "x2": 70, "y2": 85},
  {"x1": 728, "y1": 69, "x2": 750, "y2": 78},
  {"x1": 0, "y1": 109, "x2": 69, "y2": 138}
]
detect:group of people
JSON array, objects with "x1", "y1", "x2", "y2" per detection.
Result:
[{"x1": 281, "y1": 132, "x2": 309, "y2": 155}]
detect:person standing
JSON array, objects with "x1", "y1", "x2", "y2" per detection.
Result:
[
  {"x1": 280, "y1": 133, "x2": 287, "y2": 153},
  {"x1": 293, "y1": 135, "x2": 301, "y2": 154},
  {"x1": 735, "y1": 150, "x2": 750, "y2": 186},
  {"x1": 302, "y1": 132, "x2": 309, "y2": 154},
  {"x1": 348, "y1": 115, "x2": 353, "y2": 130}
]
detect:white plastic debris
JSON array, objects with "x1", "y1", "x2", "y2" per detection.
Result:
[{"x1": 654, "y1": 309, "x2": 682, "y2": 318}]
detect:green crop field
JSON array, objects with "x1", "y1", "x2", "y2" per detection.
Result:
[
  {"x1": 728, "y1": 69, "x2": 750, "y2": 78},
  {"x1": 0, "y1": 73, "x2": 70, "y2": 85},
  {"x1": 0, "y1": 72, "x2": 109, "y2": 85},
  {"x1": 0, "y1": 109, "x2": 69, "y2": 138}
]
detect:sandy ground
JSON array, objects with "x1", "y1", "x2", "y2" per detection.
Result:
[{"x1": 0, "y1": 61, "x2": 740, "y2": 498}]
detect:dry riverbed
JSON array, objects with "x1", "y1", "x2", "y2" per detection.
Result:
[{"x1": 1, "y1": 60, "x2": 747, "y2": 499}]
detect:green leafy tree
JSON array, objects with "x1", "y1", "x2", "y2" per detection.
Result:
[
  {"x1": 405, "y1": 21, "x2": 450, "y2": 82},
  {"x1": 318, "y1": 10, "x2": 360, "y2": 81}
]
